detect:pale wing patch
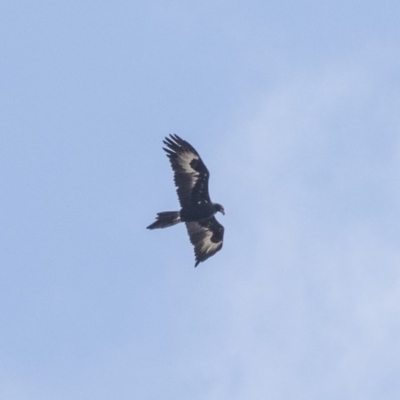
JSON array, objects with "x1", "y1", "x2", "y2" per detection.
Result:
[
  {"x1": 175, "y1": 151, "x2": 200, "y2": 189},
  {"x1": 200, "y1": 229, "x2": 222, "y2": 254},
  {"x1": 185, "y1": 220, "x2": 224, "y2": 266},
  {"x1": 177, "y1": 151, "x2": 198, "y2": 173}
]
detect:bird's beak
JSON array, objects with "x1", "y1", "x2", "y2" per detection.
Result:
[{"x1": 221, "y1": 209, "x2": 225, "y2": 215}]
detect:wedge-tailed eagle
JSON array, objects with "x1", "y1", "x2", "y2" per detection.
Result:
[{"x1": 147, "y1": 134, "x2": 225, "y2": 267}]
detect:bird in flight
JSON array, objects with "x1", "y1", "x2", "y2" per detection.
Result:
[{"x1": 147, "y1": 134, "x2": 225, "y2": 267}]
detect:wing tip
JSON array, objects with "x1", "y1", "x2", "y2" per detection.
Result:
[
  {"x1": 163, "y1": 135, "x2": 183, "y2": 154},
  {"x1": 163, "y1": 134, "x2": 182, "y2": 145},
  {"x1": 163, "y1": 134, "x2": 199, "y2": 156}
]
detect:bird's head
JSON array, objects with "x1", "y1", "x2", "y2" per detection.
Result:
[{"x1": 214, "y1": 203, "x2": 225, "y2": 215}]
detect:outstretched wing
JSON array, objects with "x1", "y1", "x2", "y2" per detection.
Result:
[
  {"x1": 163, "y1": 134, "x2": 211, "y2": 209},
  {"x1": 185, "y1": 217, "x2": 224, "y2": 267}
]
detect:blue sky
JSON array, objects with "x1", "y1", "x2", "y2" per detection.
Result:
[{"x1": 1, "y1": 1, "x2": 400, "y2": 399}]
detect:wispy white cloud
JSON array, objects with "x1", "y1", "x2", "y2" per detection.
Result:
[{"x1": 215, "y1": 44, "x2": 400, "y2": 399}]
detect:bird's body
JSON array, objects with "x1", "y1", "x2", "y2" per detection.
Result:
[
  {"x1": 180, "y1": 202, "x2": 221, "y2": 222},
  {"x1": 147, "y1": 134, "x2": 225, "y2": 267}
]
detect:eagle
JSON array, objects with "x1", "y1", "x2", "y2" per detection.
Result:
[{"x1": 147, "y1": 134, "x2": 225, "y2": 267}]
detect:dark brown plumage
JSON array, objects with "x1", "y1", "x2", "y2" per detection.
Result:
[{"x1": 147, "y1": 134, "x2": 225, "y2": 267}]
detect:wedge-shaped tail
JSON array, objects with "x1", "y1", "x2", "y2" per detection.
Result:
[{"x1": 147, "y1": 211, "x2": 181, "y2": 229}]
